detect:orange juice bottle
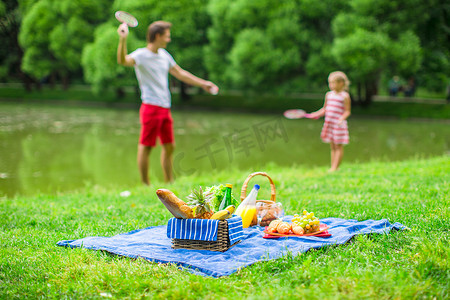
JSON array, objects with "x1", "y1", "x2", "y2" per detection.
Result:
[
  {"x1": 236, "y1": 184, "x2": 260, "y2": 228},
  {"x1": 241, "y1": 206, "x2": 257, "y2": 228}
]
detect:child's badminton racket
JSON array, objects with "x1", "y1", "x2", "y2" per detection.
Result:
[{"x1": 283, "y1": 109, "x2": 317, "y2": 119}]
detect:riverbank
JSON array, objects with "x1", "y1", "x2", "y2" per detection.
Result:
[
  {"x1": 1, "y1": 85, "x2": 449, "y2": 120},
  {"x1": 1, "y1": 156, "x2": 448, "y2": 298}
]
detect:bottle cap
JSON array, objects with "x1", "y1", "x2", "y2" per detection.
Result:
[
  {"x1": 254, "y1": 184, "x2": 260, "y2": 190},
  {"x1": 226, "y1": 184, "x2": 233, "y2": 188}
]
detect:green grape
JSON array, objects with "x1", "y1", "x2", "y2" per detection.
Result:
[{"x1": 303, "y1": 210, "x2": 307, "y2": 215}]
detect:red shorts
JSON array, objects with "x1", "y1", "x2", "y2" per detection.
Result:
[{"x1": 139, "y1": 103, "x2": 174, "y2": 147}]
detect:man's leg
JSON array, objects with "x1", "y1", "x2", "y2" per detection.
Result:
[
  {"x1": 161, "y1": 143, "x2": 174, "y2": 183},
  {"x1": 137, "y1": 144, "x2": 152, "y2": 185}
]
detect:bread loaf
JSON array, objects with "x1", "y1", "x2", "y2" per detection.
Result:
[
  {"x1": 292, "y1": 224, "x2": 304, "y2": 235},
  {"x1": 156, "y1": 189, "x2": 194, "y2": 219},
  {"x1": 267, "y1": 219, "x2": 282, "y2": 233},
  {"x1": 276, "y1": 222, "x2": 291, "y2": 234}
]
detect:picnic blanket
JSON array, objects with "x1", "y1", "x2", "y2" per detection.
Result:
[{"x1": 57, "y1": 217, "x2": 408, "y2": 277}]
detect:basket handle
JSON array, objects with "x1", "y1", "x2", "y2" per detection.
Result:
[{"x1": 240, "y1": 172, "x2": 276, "y2": 202}]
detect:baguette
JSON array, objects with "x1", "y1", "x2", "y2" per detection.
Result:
[{"x1": 156, "y1": 189, "x2": 194, "y2": 219}]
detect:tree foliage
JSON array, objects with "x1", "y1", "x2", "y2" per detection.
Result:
[
  {"x1": 18, "y1": 0, "x2": 110, "y2": 85},
  {"x1": 330, "y1": 0, "x2": 428, "y2": 102},
  {"x1": 205, "y1": 0, "x2": 347, "y2": 93},
  {"x1": 4, "y1": 0, "x2": 448, "y2": 98}
]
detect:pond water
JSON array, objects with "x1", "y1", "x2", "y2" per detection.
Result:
[{"x1": 0, "y1": 102, "x2": 449, "y2": 197}]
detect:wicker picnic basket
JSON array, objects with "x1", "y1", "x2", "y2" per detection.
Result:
[
  {"x1": 171, "y1": 219, "x2": 240, "y2": 252},
  {"x1": 240, "y1": 172, "x2": 283, "y2": 227}
]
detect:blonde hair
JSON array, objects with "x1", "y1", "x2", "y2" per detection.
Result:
[{"x1": 328, "y1": 71, "x2": 350, "y2": 91}]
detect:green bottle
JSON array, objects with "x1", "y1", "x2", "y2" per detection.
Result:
[{"x1": 219, "y1": 184, "x2": 233, "y2": 210}]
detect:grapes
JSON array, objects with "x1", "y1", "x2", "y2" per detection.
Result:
[{"x1": 292, "y1": 210, "x2": 321, "y2": 233}]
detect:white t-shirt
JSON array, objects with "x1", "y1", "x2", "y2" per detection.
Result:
[{"x1": 129, "y1": 47, "x2": 176, "y2": 108}]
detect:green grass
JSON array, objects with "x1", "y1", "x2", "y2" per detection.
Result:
[{"x1": 1, "y1": 156, "x2": 449, "y2": 299}]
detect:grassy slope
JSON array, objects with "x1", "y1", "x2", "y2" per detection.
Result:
[{"x1": 0, "y1": 156, "x2": 449, "y2": 299}]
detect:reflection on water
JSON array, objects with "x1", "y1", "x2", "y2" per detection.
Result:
[{"x1": 0, "y1": 103, "x2": 449, "y2": 197}]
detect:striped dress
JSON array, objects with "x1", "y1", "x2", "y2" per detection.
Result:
[{"x1": 320, "y1": 90, "x2": 349, "y2": 145}]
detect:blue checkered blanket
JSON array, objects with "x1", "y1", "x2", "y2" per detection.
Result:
[{"x1": 57, "y1": 217, "x2": 408, "y2": 277}]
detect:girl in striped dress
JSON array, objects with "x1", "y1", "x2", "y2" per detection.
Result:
[{"x1": 309, "y1": 71, "x2": 351, "y2": 172}]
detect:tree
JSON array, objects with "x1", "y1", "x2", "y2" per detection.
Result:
[
  {"x1": 82, "y1": 24, "x2": 140, "y2": 97},
  {"x1": 411, "y1": 0, "x2": 449, "y2": 92},
  {"x1": 19, "y1": 0, "x2": 110, "y2": 89},
  {"x1": 0, "y1": 0, "x2": 38, "y2": 90},
  {"x1": 204, "y1": 0, "x2": 347, "y2": 93},
  {"x1": 331, "y1": 0, "x2": 427, "y2": 104}
]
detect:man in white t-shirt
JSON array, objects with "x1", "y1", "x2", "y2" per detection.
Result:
[{"x1": 117, "y1": 21, "x2": 218, "y2": 185}]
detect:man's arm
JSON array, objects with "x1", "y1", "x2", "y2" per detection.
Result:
[
  {"x1": 169, "y1": 64, "x2": 218, "y2": 94},
  {"x1": 117, "y1": 24, "x2": 135, "y2": 67}
]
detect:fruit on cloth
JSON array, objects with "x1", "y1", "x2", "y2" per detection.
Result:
[
  {"x1": 292, "y1": 210, "x2": 321, "y2": 234},
  {"x1": 266, "y1": 210, "x2": 321, "y2": 235},
  {"x1": 186, "y1": 187, "x2": 214, "y2": 219},
  {"x1": 156, "y1": 189, "x2": 193, "y2": 219},
  {"x1": 210, "y1": 210, "x2": 231, "y2": 220},
  {"x1": 225, "y1": 205, "x2": 235, "y2": 214},
  {"x1": 276, "y1": 222, "x2": 291, "y2": 234}
]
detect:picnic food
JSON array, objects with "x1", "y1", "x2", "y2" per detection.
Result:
[
  {"x1": 186, "y1": 187, "x2": 214, "y2": 219},
  {"x1": 292, "y1": 224, "x2": 305, "y2": 235},
  {"x1": 267, "y1": 219, "x2": 282, "y2": 233},
  {"x1": 210, "y1": 209, "x2": 231, "y2": 220},
  {"x1": 292, "y1": 210, "x2": 321, "y2": 234},
  {"x1": 256, "y1": 200, "x2": 284, "y2": 227},
  {"x1": 236, "y1": 184, "x2": 259, "y2": 228},
  {"x1": 225, "y1": 205, "x2": 236, "y2": 214},
  {"x1": 267, "y1": 210, "x2": 321, "y2": 235},
  {"x1": 218, "y1": 184, "x2": 233, "y2": 210},
  {"x1": 156, "y1": 189, "x2": 194, "y2": 219},
  {"x1": 276, "y1": 221, "x2": 291, "y2": 234},
  {"x1": 240, "y1": 172, "x2": 280, "y2": 227},
  {"x1": 205, "y1": 184, "x2": 239, "y2": 212}
]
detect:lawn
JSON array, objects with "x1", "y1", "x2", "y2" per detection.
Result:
[{"x1": 0, "y1": 156, "x2": 449, "y2": 299}]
